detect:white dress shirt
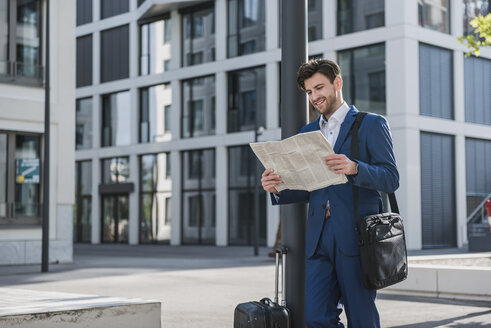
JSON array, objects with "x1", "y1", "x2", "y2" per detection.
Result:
[{"x1": 319, "y1": 102, "x2": 350, "y2": 148}]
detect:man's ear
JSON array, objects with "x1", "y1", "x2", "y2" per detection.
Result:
[{"x1": 334, "y1": 75, "x2": 343, "y2": 91}]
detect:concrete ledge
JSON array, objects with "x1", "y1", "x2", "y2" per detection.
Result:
[
  {"x1": 384, "y1": 264, "x2": 491, "y2": 302},
  {"x1": 0, "y1": 288, "x2": 161, "y2": 328}
]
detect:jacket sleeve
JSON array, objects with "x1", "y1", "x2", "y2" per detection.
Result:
[
  {"x1": 351, "y1": 115, "x2": 399, "y2": 194},
  {"x1": 270, "y1": 189, "x2": 310, "y2": 205}
]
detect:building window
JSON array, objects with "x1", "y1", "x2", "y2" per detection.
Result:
[
  {"x1": 102, "y1": 157, "x2": 129, "y2": 184},
  {"x1": 182, "y1": 4, "x2": 215, "y2": 66},
  {"x1": 101, "y1": 0, "x2": 129, "y2": 19},
  {"x1": 465, "y1": 138, "x2": 491, "y2": 220},
  {"x1": 338, "y1": 43, "x2": 386, "y2": 115},
  {"x1": 463, "y1": 1, "x2": 490, "y2": 35},
  {"x1": 140, "y1": 153, "x2": 172, "y2": 244},
  {"x1": 0, "y1": 0, "x2": 42, "y2": 82},
  {"x1": 420, "y1": 132, "x2": 456, "y2": 248},
  {"x1": 76, "y1": 34, "x2": 93, "y2": 87},
  {"x1": 76, "y1": 0, "x2": 93, "y2": 26},
  {"x1": 464, "y1": 56, "x2": 491, "y2": 125},
  {"x1": 101, "y1": 25, "x2": 129, "y2": 83},
  {"x1": 101, "y1": 91, "x2": 131, "y2": 147},
  {"x1": 74, "y1": 161, "x2": 92, "y2": 243},
  {"x1": 76, "y1": 97, "x2": 93, "y2": 150},
  {"x1": 0, "y1": 133, "x2": 42, "y2": 225},
  {"x1": 337, "y1": 0, "x2": 384, "y2": 35},
  {"x1": 227, "y1": 0, "x2": 265, "y2": 58},
  {"x1": 181, "y1": 149, "x2": 216, "y2": 245},
  {"x1": 228, "y1": 66, "x2": 266, "y2": 132},
  {"x1": 182, "y1": 75, "x2": 216, "y2": 138},
  {"x1": 419, "y1": 44, "x2": 453, "y2": 119},
  {"x1": 418, "y1": 0, "x2": 450, "y2": 33},
  {"x1": 140, "y1": 83, "x2": 172, "y2": 143},
  {"x1": 140, "y1": 16, "x2": 172, "y2": 75},
  {"x1": 308, "y1": 0, "x2": 323, "y2": 41},
  {"x1": 228, "y1": 146, "x2": 266, "y2": 245}
]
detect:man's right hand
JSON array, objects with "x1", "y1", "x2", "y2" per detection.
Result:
[{"x1": 261, "y1": 169, "x2": 282, "y2": 194}]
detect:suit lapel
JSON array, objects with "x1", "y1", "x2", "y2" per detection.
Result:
[
  {"x1": 304, "y1": 116, "x2": 321, "y2": 132},
  {"x1": 333, "y1": 106, "x2": 358, "y2": 153}
]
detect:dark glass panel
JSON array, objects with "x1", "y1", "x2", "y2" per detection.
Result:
[
  {"x1": 228, "y1": 66, "x2": 266, "y2": 132},
  {"x1": 76, "y1": 98, "x2": 93, "y2": 150},
  {"x1": 338, "y1": 43, "x2": 386, "y2": 115}
]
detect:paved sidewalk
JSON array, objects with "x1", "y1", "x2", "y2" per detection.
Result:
[{"x1": 0, "y1": 244, "x2": 490, "y2": 327}]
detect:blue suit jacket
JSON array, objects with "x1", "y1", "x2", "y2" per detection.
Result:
[{"x1": 271, "y1": 106, "x2": 399, "y2": 257}]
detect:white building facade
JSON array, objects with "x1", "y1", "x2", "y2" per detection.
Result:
[
  {"x1": 74, "y1": 0, "x2": 491, "y2": 250},
  {"x1": 0, "y1": 0, "x2": 76, "y2": 264}
]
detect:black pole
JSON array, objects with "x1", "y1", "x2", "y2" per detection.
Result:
[
  {"x1": 253, "y1": 128, "x2": 259, "y2": 256},
  {"x1": 281, "y1": 0, "x2": 307, "y2": 326},
  {"x1": 42, "y1": 0, "x2": 50, "y2": 273}
]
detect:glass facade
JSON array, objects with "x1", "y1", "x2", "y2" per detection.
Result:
[
  {"x1": 101, "y1": 25, "x2": 129, "y2": 83},
  {"x1": 0, "y1": 0, "x2": 42, "y2": 80},
  {"x1": 14, "y1": 135, "x2": 41, "y2": 219},
  {"x1": 140, "y1": 84, "x2": 172, "y2": 142},
  {"x1": 76, "y1": 98, "x2": 93, "y2": 150},
  {"x1": 102, "y1": 157, "x2": 129, "y2": 184},
  {"x1": 464, "y1": 56, "x2": 491, "y2": 125},
  {"x1": 101, "y1": 91, "x2": 131, "y2": 147},
  {"x1": 140, "y1": 153, "x2": 172, "y2": 244},
  {"x1": 76, "y1": 0, "x2": 93, "y2": 26},
  {"x1": 338, "y1": 43, "x2": 386, "y2": 115},
  {"x1": 16, "y1": 0, "x2": 41, "y2": 78},
  {"x1": 227, "y1": 0, "x2": 266, "y2": 58},
  {"x1": 182, "y1": 149, "x2": 216, "y2": 244},
  {"x1": 308, "y1": 0, "x2": 323, "y2": 41},
  {"x1": 74, "y1": 161, "x2": 92, "y2": 243},
  {"x1": 418, "y1": 0, "x2": 450, "y2": 33},
  {"x1": 465, "y1": 138, "x2": 491, "y2": 219},
  {"x1": 337, "y1": 0, "x2": 385, "y2": 35},
  {"x1": 182, "y1": 5, "x2": 215, "y2": 66},
  {"x1": 0, "y1": 133, "x2": 42, "y2": 225},
  {"x1": 419, "y1": 44, "x2": 453, "y2": 119},
  {"x1": 463, "y1": 0, "x2": 490, "y2": 35},
  {"x1": 102, "y1": 194, "x2": 129, "y2": 243},
  {"x1": 228, "y1": 66, "x2": 266, "y2": 132},
  {"x1": 140, "y1": 17, "x2": 172, "y2": 75},
  {"x1": 182, "y1": 75, "x2": 216, "y2": 138},
  {"x1": 228, "y1": 146, "x2": 266, "y2": 245}
]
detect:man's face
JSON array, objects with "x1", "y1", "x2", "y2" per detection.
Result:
[{"x1": 304, "y1": 72, "x2": 342, "y2": 118}]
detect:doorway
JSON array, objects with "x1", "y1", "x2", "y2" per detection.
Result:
[{"x1": 102, "y1": 194, "x2": 129, "y2": 243}]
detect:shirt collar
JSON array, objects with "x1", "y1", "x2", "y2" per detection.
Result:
[{"x1": 319, "y1": 102, "x2": 350, "y2": 127}]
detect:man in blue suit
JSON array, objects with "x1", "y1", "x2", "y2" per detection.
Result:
[{"x1": 261, "y1": 59, "x2": 399, "y2": 327}]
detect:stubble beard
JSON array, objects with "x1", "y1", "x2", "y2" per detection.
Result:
[{"x1": 314, "y1": 93, "x2": 339, "y2": 119}]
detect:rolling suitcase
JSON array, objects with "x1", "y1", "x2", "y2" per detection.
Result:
[{"x1": 233, "y1": 246, "x2": 290, "y2": 328}]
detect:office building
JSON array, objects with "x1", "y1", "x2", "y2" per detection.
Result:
[
  {"x1": 75, "y1": 0, "x2": 491, "y2": 250},
  {"x1": 0, "y1": 0, "x2": 76, "y2": 264}
]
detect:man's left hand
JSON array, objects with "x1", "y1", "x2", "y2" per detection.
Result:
[{"x1": 324, "y1": 154, "x2": 358, "y2": 175}]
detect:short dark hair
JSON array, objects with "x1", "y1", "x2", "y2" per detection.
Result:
[{"x1": 296, "y1": 59, "x2": 341, "y2": 91}]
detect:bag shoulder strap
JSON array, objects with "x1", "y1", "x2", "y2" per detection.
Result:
[{"x1": 350, "y1": 112, "x2": 399, "y2": 228}]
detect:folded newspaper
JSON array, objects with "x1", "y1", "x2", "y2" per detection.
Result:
[{"x1": 249, "y1": 131, "x2": 348, "y2": 192}]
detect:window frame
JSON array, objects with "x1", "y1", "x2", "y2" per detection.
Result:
[{"x1": 0, "y1": 0, "x2": 43, "y2": 86}]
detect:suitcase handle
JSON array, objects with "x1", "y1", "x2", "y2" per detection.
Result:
[{"x1": 274, "y1": 246, "x2": 287, "y2": 306}]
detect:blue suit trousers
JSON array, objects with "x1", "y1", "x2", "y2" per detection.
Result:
[{"x1": 305, "y1": 219, "x2": 380, "y2": 328}]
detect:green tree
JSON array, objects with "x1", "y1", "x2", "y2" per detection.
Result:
[{"x1": 459, "y1": 13, "x2": 491, "y2": 56}]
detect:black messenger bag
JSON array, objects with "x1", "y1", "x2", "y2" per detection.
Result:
[{"x1": 351, "y1": 113, "x2": 408, "y2": 290}]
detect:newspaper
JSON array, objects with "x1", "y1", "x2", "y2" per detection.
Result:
[{"x1": 250, "y1": 131, "x2": 348, "y2": 192}]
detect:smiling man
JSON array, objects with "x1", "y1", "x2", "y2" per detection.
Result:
[{"x1": 261, "y1": 59, "x2": 399, "y2": 327}]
